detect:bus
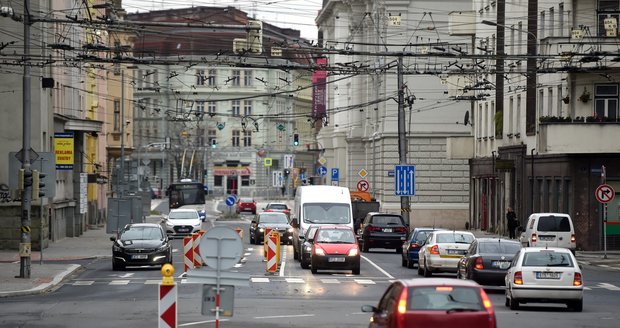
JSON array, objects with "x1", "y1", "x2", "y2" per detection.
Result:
[{"x1": 167, "y1": 179, "x2": 206, "y2": 219}]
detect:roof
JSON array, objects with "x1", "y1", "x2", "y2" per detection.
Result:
[
  {"x1": 316, "y1": 225, "x2": 354, "y2": 231},
  {"x1": 433, "y1": 230, "x2": 474, "y2": 235},
  {"x1": 476, "y1": 237, "x2": 521, "y2": 243},
  {"x1": 367, "y1": 212, "x2": 402, "y2": 217},
  {"x1": 521, "y1": 246, "x2": 574, "y2": 253},
  {"x1": 170, "y1": 208, "x2": 199, "y2": 213},
  {"x1": 529, "y1": 213, "x2": 571, "y2": 217},
  {"x1": 124, "y1": 223, "x2": 161, "y2": 228},
  {"x1": 399, "y1": 278, "x2": 482, "y2": 288}
]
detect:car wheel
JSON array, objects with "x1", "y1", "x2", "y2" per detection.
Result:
[
  {"x1": 362, "y1": 238, "x2": 369, "y2": 253},
  {"x1": 311, "y1": 266, "x2": 317, "y2": 274},
  {"x1": 423, "y1": 262, "x2": 432, "y2": 277},
  {"x1": 301, "y1": 257, "x2": 310, "y2": 269},
  {"x1": 293, "y1": 245, "x2": 299, "y2": 260},
  {"x1": 249, "y1": 234, "x2": 254, "y2": 245},
  {"x1": 401, "y1": 255, "x2": 407, "y2": 267},
  {"x1": 505, "y1": 295, "x2": 510, "y2": 307},
  {"x1": 509, "y1": 295, "x2": 520, "y2": 310},
  {"x1": 568, "y1": 300, "x2": 583, "y2": 312},
  {"x1": 417, "y1": 263, "x2": 423, "y2": 276},
  {"x1": 352, "y1": 266, "x2": 360, "y2": 275},
  {"x1": 407, "y1": 259, "x2": 414, "y2": 269},
  {"x1": 112, "y1": 260, "x2": 124, "y2": 271}
]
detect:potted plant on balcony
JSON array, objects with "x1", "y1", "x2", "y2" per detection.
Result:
[{"x1": 579, "y1": 87, "x2": 591, "y2": 103}]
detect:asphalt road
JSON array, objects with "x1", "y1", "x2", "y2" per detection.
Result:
[{"x1": 2, "y1": 210, "x2": 620, "y2": 327}]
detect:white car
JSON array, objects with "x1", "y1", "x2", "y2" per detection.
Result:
[
  {"x1": 505, "y1": 247, "x2": 583, "y2": 312},
  {"x1": 417, "y1": 230, "x2": 475, "y2": 277},
  {"x1": 161, "y1": 208, "x2": 202, "y2": 238}
]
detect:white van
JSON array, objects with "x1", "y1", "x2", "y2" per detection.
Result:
[
  {"x1": 291, "y1": 185, "x2": 353, "y2": 261},
  {"x1": 519, "y1": 213, "x2": 576, "y2": 253}
]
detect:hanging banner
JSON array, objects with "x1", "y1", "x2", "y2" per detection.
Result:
[
  {"x1": 312, "y1": 57, "x2": 327, "y2": 119},
  {"x1": 54, "y1": 132, "x2": 74, "y2": 170}
]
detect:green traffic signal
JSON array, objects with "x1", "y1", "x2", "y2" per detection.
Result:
[{"x1": 293, "y1": 133, "x2": 299, "y2": 146}]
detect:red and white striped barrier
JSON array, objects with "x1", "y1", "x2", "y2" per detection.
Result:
[
  {"x1": 159, "y1": 264, "x2": 177, "y2": 328},
  {"x1": 263, "y1": 227, "x2": 272, "y2": 259},
  {"x1": 198, "y1": 230, "x2": 206, "y2": 265},
  {"x1": 192, "y1": 233, "x2": 202, "y2": 268},
  {"x1": 235, "y1": 226, "x2": 243, "y2": 240},
  {"x1": 183, "y1": 236, "x2": 194, "y2": 272},
  {"x1": 266, "y1": 231, "x2": 279, "y2": 273}
]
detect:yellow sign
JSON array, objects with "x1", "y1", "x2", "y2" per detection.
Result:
[
  {"x1": 264, "y1": 158, "x2": 272, "y2": 167},
  {"x1": 54, "y1": 132, "x2": 74, "y2": 170}
]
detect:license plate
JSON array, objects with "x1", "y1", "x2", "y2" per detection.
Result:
[
  {"x1": 328, "y1": 257, "x2": 345, "y2": 262},
  {"x1": 492, "y1": 261, "x2": 510, "y2": 269},
  {"x1": 448, "y1": 249, "x2": 464, "y2": 255},
  {"x1": 383, "y1": 228, "x2": 392, "y2": 232},
  {"x1": 132, "y1": 254, "x2": 148, "y2": 260},
  {"x1": 178, "y1": 228, "x2": 189, "y2": 232},
  {"x1": 536, "y1": 271, "x2": 561, "y2": 279},
  {"x1": 539, "y1": 236, "x2": 555, "y2": 241}
]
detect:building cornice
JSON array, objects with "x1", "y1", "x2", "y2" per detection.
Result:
[{"x1": 54, "y1": 113, "x2": 104, "y2": 133}]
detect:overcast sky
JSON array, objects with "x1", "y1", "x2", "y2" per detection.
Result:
[{"x1": 122, "y1": 0, "x2": 322, "y2": 40}]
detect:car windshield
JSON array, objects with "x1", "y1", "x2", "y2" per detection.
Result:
[
  {"x1": 303, "y1": 203, "x2": 351, "y2": 224},
  {"x1": 436, "y1": 233, "x2": 474, "y2": 244},
  {"x1": 522, "y1": 251, "x2": 574, "y2": 267},
  {"x1": 408, "y1": 286, "x2": 484, "y2": 311},
  {"x1": 240, "y1": 198, "x2": 254, "y2": 203},
  {"x1": 315, "y1": 229, "x2": 356, "y2": 244},
  {"x1": 169, "y1": 211, "x2": 199, "y2": 220},
  {"x1": 479, "y1": 242, "x2": 521, "y2": 254},
  {"x1": 537, "y1": 216, "x2": 571, "y2": 232},
  {"x1": 413, "y1": 230, "x2": 432, "y2": 243},
  {"x1": 371, "y1": 215, "x2": 403, "y2": 225},
  {"x1": 305, "y1": 227, "x2": 319, "y2": 240},
  {"x1": 259, "y1": 214, "x2": 288, "y2": 224},
  {"x1": 120, "y1": 226, "x2": 163, "y2": 240},
  {"x1": 268, "y1": 204, "x2": 288, "y2": 210}
]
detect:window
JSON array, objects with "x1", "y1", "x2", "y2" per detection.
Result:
[
  {"x1": 243, "y1": 130, "x2": 252, "y2": 147},
  {"x1": 207, "y1": 69, "x2": 217, "y2": 86},
  {"x1": 510, "y1": 27, "x2": 515, "y2": 55},
  {"x1": 232, "y1": 100, "x2": 241, "y2": 116},
  {"x1": 540, "y1": 11, "x2": 546, "y2": 38},
  {"x1": 517, "y1": 22, "x2": 523, "y2": 55},
  {"x1": 548, "y1": 87, "x2": 553, "y2": 117},
  {"x1": 207, "y1": 129, "x2": 216, "y2": 145},
  {"x1": 208, "y1": 101, "x2": 216, "y2": 115},
  {"x1": 232, "y1": 130, "x2": 240, "y2": 147},
  {"x1": 598, "y1": 0, "x2": 620, "y2": 36},
  {"x1": 243, "y1": 100, "x2": 252, "y2": 116},
  {"x1": 557, "y1": 85, "x2": 563, "y2": 117},
  {"x1": 484, "y1": 103, "x2": 489, "y2": 137},
  {"x1": 231, "y1": 70, "x2": 241, "y2": 86},
  {"x1": 196, "y1": 69, "x2": 205, "y2": 86},
  {"x1": 595, "y1": 84, "x2": 619, "y2": 119},
  {"x1": 113, "y1": 99, "x2": 120, "y2": 131},
  {"x1": 549, "y1": 8, "x2": 555, "y2": 36},
  {"x1": 214, "y1": 175, "x2": 223, "y2": 187},
  {"x1": 559, "y1": 3, "x2": 565, "y2": 36},
  {"x1": 508, "y1": 96, "x2": 514, "y2": 135},
  {"x1": 538, "y1": 89, "x2": 545, "y2": 117},
  {"x1": 241, "y1": 175, "x2": 250, "y2": 186},
  {"x1": 196, "y1": 100, "x2": 205, "y2": 117},
  {"x1": 516, "y1": 95, "x2": 522, "y2": 135},
  {"x1": 244, "y1": 70, "x2": 253, "y2": 86}
]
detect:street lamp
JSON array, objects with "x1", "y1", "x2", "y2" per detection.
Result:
[{"x1": 480, "y1": 20, "x2": 538, "y2": 41}]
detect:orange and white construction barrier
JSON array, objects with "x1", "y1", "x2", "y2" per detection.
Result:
[
  {"x1": 198, "y1": 230, "x2": 206, "y2": 265},
  {"x1": 159, "y1": 264, "x2": 177, "y2": 328},
  {"x1": 235, "y1": 226, "x2": 243, "y2": 240},
  {"x1": 183, "y1": 236, "x2": 194, "y2": 272},
  {"x1": 263, "y1": 227, "x2": 272, "y2": 258},
  {"x1": 192, "y1": 232, "x2": 202, "y2": 268},
  {"x1": 266, "y1": 231, "x2": 279, "y2": 273}
]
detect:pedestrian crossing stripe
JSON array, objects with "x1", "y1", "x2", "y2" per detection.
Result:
[
  {"x1": 109, "y1": 280, "x2": 130, "y2": 285},
  {"x1": 285, "y1": 278, "x2": 305, "y2": 283},
  {"x1": 72, "y1": 281, "x2": 94, "y2": 286}
]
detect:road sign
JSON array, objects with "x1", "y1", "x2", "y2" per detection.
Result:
[
  {"x1": 357, "y1": 179, "x2": 369, "y2": 192},
  {"x1": 317, "y1": 166, "x2": 327, "y2": 176},
  {"x1": 272, "y1": 170, "x2": 283, "y2": 187},
  {"x1": 284, "y1": 154, "x2": 294, "y2": 169},
  {"x1": 358, "y1": 168, "x2": 368, "y2": 179},
  {"x1": 596, "y1": 184, "x2": 615, "y2": 203},
  {"x1": 331, "y1": 168, "x2": 339, "y2": 181},
  {"x1": 199, "y1": 226, "x2": 243, "y2": 270},
  {"x1": 225, "y1": 195, "x2": 236, "y2": 207},
  {"x1": 318, "y1": 157, "x2": 327, "y2": 165},
  {"x1": 395, "y1": 165, "x2": 415, "y2": 196},
  {"x1": 202, "y1": 285, "x2": 234, "y2": 317},
  {"x1": 263, "y1": 158, "x2": 272, "y2": 166}
]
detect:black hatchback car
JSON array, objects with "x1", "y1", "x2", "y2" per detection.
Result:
[
  {"x1": 111, "y1": 223, "x2": 172, "y2": 271},
  {"x1": 359, "y1": 212, "x2": 408, "y2": 253},
  {"x1": 456, "y1": 238, "x2": 522, "y2": 285}
]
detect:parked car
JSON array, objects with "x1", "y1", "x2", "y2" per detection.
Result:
[
  {"x1": 505, "y1": 247, "x2": 583, "y2": 312},
  {"x1": 236, "y1": 197, "x2": 257, "y2": 214},
  {"x1": 150, "y1": 187, "x2": 162, "y2": 199},
  {"x1": 263, "y1": 202, "x2": 291, "y2": 218},
  {"x1": 249, "y1": 212, "x2": 293, "y2": 245},
  {"x1": 311, "y1": 226, "x2": 360, "y2": 275},
  {"x1": 111, "y1": 223, "x2": 172, "y2": 271},
  {"x1": 361, "y1": 278, "x2": 496, "y2": 328},
  {"x1": 418, "y1": 230, "x2": 475, "y2": 277},
  {"x1": 519, "y1": 213, "x2": 576, "y2": 253},
  {"x1": 300, "y1": 225, "x2": 320, "y2": 269},
  {"x1": 359, "y1": 212, "x2": 408, "y2": 253},
  {"x1": 457, "y1": 238, "x2": 522, "y2": 285},
  {"x1": 401, "y1": 228, "x2": 444, "y2": 269},
  {"x1": 160, "y1": 208, "x2": 202, "y2": 238}
]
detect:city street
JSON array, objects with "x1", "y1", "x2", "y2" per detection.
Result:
[{"x1": 1, "y1": 207, "x2": 620, "y2": 328}]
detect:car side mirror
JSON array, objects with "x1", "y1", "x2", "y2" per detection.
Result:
[
  {"x1": 361, "y1": 305, "x2": 378, "y2": 313},
  {"x1": 110, "y1": 236, "x2": 117, "y2": 242},
  {"x1": 251, "y1": 220, "x2": 257, "y2": 224},
  {"x1": 290, "y1": 219, "x2": 298, "y2": 228}
]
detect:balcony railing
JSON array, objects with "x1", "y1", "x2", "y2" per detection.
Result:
[{"x1": 538, "y1": 117, "x2": 620, "y2": 154}]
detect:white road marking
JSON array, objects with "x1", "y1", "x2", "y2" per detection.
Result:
[
  {"x1": 179, "y1": 319, "x2": 229, "y2": 326},
  {"x1": 361, "y1": 255, "x2": 394, "y2": 279},
  {"x1": 109, "y1": 280, "x2": 130, "y2": 285},
  {"x1": 177, "y1": 272, "x2": 187, "y2": 278},
  {"x1": 72, "y1": 281, "x2": 94, "y2": 286},
  {"x1": 144, "y1": 280, "x2": 161, "y2": 284},
  {"x1": 118, "y1": 273, "x2": 134, "y2": 278},
  {"x1": 234, "y1": 263, "x2": 243, "y2": 268},
  {"x1": 354, "y1": 279, "x2": 376, "y2": 285},
  {"x1": 583, "y1": 287, "x2": 592, "y2": 290},
  {"x1": 244, "y1": 252, "x2": 251, "y2": 256},
  {"x1": 279, "y1": 248, "x2": 287, "y2": 277},
  {"x1": 246, "y1": 248, "x2": 254, "y2": 251},
  {"x1": 598, "y1": 282, "x2": 620, "y2": 291},
  {"x1": 255, "y1": 314, "x2": 315, "y2": 320},
  {"x1": 285, "y1": 278, "x2": 305, "y2": 283},
  {"x1": 321, "y1": 278, "x2": 340, "y2": 284},
  {"x1": 251, "y1": 277, "x2": 270, "y2": 283}
]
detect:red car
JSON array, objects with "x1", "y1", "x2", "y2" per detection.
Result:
[
  {"x1": 311, "y1": 226, "x2": 360, "y2": 275},
  {"x1": 263, "y1": 202, "x2": 291, "y2": 218},
  {"x1": 236, "y1": 197, "x2": 256, "y2": 214},
  {"x1": 362, "y1": 278, "x2": 496, "y2": 328}
]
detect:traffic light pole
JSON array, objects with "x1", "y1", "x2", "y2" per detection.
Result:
[
  {"x1": 19, "y1": 0, "x2": 33, "y2": 278},
  {"x1": 397, "y1": 56, "x2": 411, "y2": 225}
]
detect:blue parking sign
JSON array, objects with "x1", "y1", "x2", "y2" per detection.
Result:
[{"x1": 331, "y1": 168, "x2": 339, "y2": 181}]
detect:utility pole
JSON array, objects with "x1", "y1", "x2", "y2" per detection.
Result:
[
  {"x1": 397, "y1": 56, "x2": 411, "y2": 225},
  {"x1": 119, "y1": 70, "x2": 125, "y2": 197},
  {"x1": 18, "y1": 0, "x2": 32, "y2": 279}
]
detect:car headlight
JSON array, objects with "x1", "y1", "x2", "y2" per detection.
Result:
[
  {"x1": 348, "y1": 248, "x2": 359, "y2": 256},
  {"x1": 157, "y1": 244, "x2": 169, "y2": 251},
  {"x1": 165, "y1": 221, "x2": 174, "y2": 228},
  {"x1": 193, "y1": 222, "x2": 202, "y2": 227},
  {"x1": 287, "y1": 227, "x2": 294, "y2": 233},
  {"x1": 259, "y1": 228, "x2": 264, "y2": 232},
  {"x1": 314, "y1": 247, "x2": 325, "y2": 256},
  {"x1": 304, "y1": 245, "x2": 312, "y2": 252}
]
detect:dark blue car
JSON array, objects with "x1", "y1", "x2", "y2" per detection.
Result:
[{"x1": 401, "y1": 228, "x2": 444, "y2": 268}]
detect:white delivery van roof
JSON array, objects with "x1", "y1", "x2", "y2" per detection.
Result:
[{"x1": 298, "y1": 185, "x2": 351, "y2": 204}]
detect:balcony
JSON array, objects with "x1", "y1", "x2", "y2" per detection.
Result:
[{"x1": 539, "y1": 118, "x2": 620, "y2": 154}]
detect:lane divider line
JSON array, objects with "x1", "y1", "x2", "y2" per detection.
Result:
[{"x1": 361, "y1": 255, "x2": 395, "y2": 279}]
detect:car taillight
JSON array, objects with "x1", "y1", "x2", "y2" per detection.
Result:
[
  {"x1": 531, "y1": 233, "x2": 537, "y2": 243},
  {"x1": 367, "y1": 226, "x2": 382, "y2": 232},
  {"x1": 573, "y1": 272, "x2": 582, "y2": 286},
  {"x1": 514, "y1": 271, "x2": 523, "y2": 285},
  {"x1": 479, "y1": 288, "x2": 496, "y2": 328},
  {"x1": 475, "y1": 257, "x2": 484, "y2": 270},
  {"x1": 410, "y1": 243, "x2": 419, "y2": 249},
  {"x1": 396, "y1": 287, "x2": 408, "y2": 328},
  {"x1": 430, "y1": 245, "x2": 440, "y2": 255},
  {"x1": 571, "y1": 234, "x2": 576, "y2": 243},
  {"x1": 396, "y1": 227, "x2": 408, "y2": 233}
]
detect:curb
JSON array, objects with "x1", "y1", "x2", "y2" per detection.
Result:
[{"x1": 0, "y1": 264, "x2": 81, "y2": 298}]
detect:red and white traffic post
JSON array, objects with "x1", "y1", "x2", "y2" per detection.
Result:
[
  {"x1": 266, "y1": 231, "x2": 279, "y2": 273},
  {"x1": 263, "y1": 227, "x2": 272, "y2": 259},
  {"x1": 159, "y1": 264, "x2": 177, "y2": 328},
  {"x1": 596, "y1": 165, "x2": 615, "y2": 259},
  {"x1": 192, "y1": 232, "x2": 202, "y2": 268},
  {"x1": 183, "y1": 236, "x2": 194, "y2": 272}
]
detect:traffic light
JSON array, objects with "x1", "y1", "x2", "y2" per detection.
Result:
[
  {"x1": 293, "y1": 133, "x2": 299, "y2": 146},
  {"x1": 284, "y1": 169, "x2": 290, "y2": 176},
  {"x1": 32, "y1": 170, "x2": 45, "y2": 200},
  {"x1": 211, "y1": 139, "x2": 217, "y2": 149}
]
